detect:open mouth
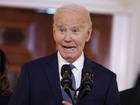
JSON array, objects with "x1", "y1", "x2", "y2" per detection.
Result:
[
  {"x1": 62, "y1": 45, "x2": 76, "y2": 51},
  {"x1": 63, "y1": 45, "x2": 76, "y2": 49}
]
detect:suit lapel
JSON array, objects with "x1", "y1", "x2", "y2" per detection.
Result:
[{"x1": 43, "y1": 53, "x2": 63, "y2": 104}]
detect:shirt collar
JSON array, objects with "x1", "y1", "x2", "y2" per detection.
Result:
[{"x1": 57, "y1": 51, "x2": 84, "y2": 71}]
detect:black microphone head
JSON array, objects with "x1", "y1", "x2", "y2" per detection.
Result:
[
  {"x1": 61, "y1": 64, "x2": 72, "y2": 90},
  {"x1": 82, "y1": 66, "x2": 93, "y2": 75},
  {"x1": 82, "y1": 66, "x2": 93, "y2": 80},
  {"x1": 80, "y1": 67, "x2": 94, "y2": 92},
  {"x1": 78, "y1": 67, "x2": 94, "y2": 99},
  {"x1": 61, "y1": 64, "x2": 72, "y2": 76}
]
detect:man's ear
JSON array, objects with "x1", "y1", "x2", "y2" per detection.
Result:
[
  {"x1": 86, "y1": 26, "x2": 92, "y2": 42},
  {"x1": 52, "y1": 24, "x2": 56, "y2": 40}
]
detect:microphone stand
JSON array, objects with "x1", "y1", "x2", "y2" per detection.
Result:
[
  {"x1": 71, "y1": 89, "x2": 78, "y2": 105},
  {"x1": 63, "y1": 87, "x2": 78, "y2": 105}
]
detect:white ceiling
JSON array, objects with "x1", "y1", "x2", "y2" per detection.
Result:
[{"x1": 0, "y1": 0, "x2": 132, "y2": 14}]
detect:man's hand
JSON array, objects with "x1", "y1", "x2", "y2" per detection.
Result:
[{"x1": 62, "y1": 101, "x2": 72, "y2": 105}]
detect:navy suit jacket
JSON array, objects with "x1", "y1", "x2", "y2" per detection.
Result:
[
  {"x1": 120, "y1": 74, "x2": 140, "y2": 105},
  {"x1": 8, "y1": 52, "x2": 120, "y2": 105}
]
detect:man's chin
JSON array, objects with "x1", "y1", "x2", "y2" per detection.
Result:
[{"x1": 62, "y1": 55, "x2": 75, "y2": 63}]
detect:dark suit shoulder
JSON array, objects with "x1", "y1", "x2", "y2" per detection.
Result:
[
  {"x1": 90, "y1": 60, "x2": 116, "y2": 76},
  {"x1": 23, "y1": 52, "x2": 57, "y2": 66},
  {"x1": 20, "y1": 53, "x2": 57, "y2": 75}
]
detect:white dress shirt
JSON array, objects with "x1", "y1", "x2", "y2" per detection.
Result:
[{"x1": 57, "y1": 51, "x2": 84, "y2": 89}]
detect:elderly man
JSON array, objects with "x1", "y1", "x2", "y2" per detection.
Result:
[{"x1": 8, "y1": 4, "x2": 120, "y2": 105}]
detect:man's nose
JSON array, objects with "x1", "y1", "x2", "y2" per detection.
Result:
[{"x1": 63, "y1": 31, "x2": 72, "y2": 42}]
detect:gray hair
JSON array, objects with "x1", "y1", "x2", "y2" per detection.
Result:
[{"x1": 53, "y1": 4, "x2": 92, "y2": 27}]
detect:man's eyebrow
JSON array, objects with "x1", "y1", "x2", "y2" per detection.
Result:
[
  {"x1": 54, "y1": 23, "x2": 63, "y2": 26},
  {"x1": 55, "y1": 24, "x2": 85, "y2": 28},
  {"x1": 55, "y1": 25, "x2": 65, "y2": 29},
  {"x1": 71, "y1": 25, "x2": 80, "y2": 28},
  {"x1": 70, "y1": 25, "x2": 85, "y2": 29},
  {"x1": 55, "y1": 24, "x2": 62, "y2": 26}
]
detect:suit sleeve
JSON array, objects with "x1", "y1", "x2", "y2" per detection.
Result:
[
  {"x1": 8, "y1": 64, "x2": 30, "y2": 105},
  {"x1": 105, "y1": 74, "x2": 121, "y2": 105}
]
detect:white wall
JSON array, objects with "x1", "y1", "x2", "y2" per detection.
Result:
[
  {"x1": 127, "y1": 0, "x2": 140, "y2": 87},
  {"x1": 110, "y1": 0, "x2": 140, "y2": 90},
  {"x1": 110, "y1": 13, "x2": 132, "y2": 90}
]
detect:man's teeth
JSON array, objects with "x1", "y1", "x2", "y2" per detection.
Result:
[{"x1": 64, "y1": 46, "x2": 73, "y2": 48}]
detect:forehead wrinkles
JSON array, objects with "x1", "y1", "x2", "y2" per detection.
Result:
[
  {"x1": 54, "y1": 12, "x2": 88, "y2": 27},
  {"x1": 55, "y1": 5, "x2": 86, "y2": 17},
  {"x1": 54, "y1": 7, "x2": 88, "y2": 23}
]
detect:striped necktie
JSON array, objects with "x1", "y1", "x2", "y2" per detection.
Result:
[{"x1": 70, "y1": 64, "x2": 76, "y2": 90}]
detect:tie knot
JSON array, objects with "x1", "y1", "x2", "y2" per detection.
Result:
[{"x1": 69, "y1": 64, "x2": 75, "y2": 70}]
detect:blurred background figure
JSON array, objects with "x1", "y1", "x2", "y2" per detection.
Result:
[
  {"x1": 134, "y1": 73, "x2": 140, "y2": 87},
  {"x1": 0, "y1": 49, "x2": 12, "y2": 105},
  {"x1": 120, "y1": 73, "x2": 140, "y2": 105}
]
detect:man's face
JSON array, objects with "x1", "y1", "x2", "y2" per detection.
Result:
[{"x1": 53, "y1": 11, "x2": 92, "y2": 63}]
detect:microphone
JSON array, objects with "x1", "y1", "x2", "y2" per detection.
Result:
[
  {"x1": 79, "y1": 67, "x2": 94, "y2": 98},
  {"x1": 61, "y1": 64, "x2": 78, "y2": 105},
  {"x1": 61, "y1": 64, "x2": 72, "y2": 92}
]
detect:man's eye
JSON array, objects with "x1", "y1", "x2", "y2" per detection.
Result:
[
  {"x1": 59, "y1": 28, "x2": 65, "y2": 32},
  {"x1": 71, "y1": 28, "x2": 80, "y2": 33},
  {"x1": 73, "y1": 29, "x2": 78, "y2": 32}
]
